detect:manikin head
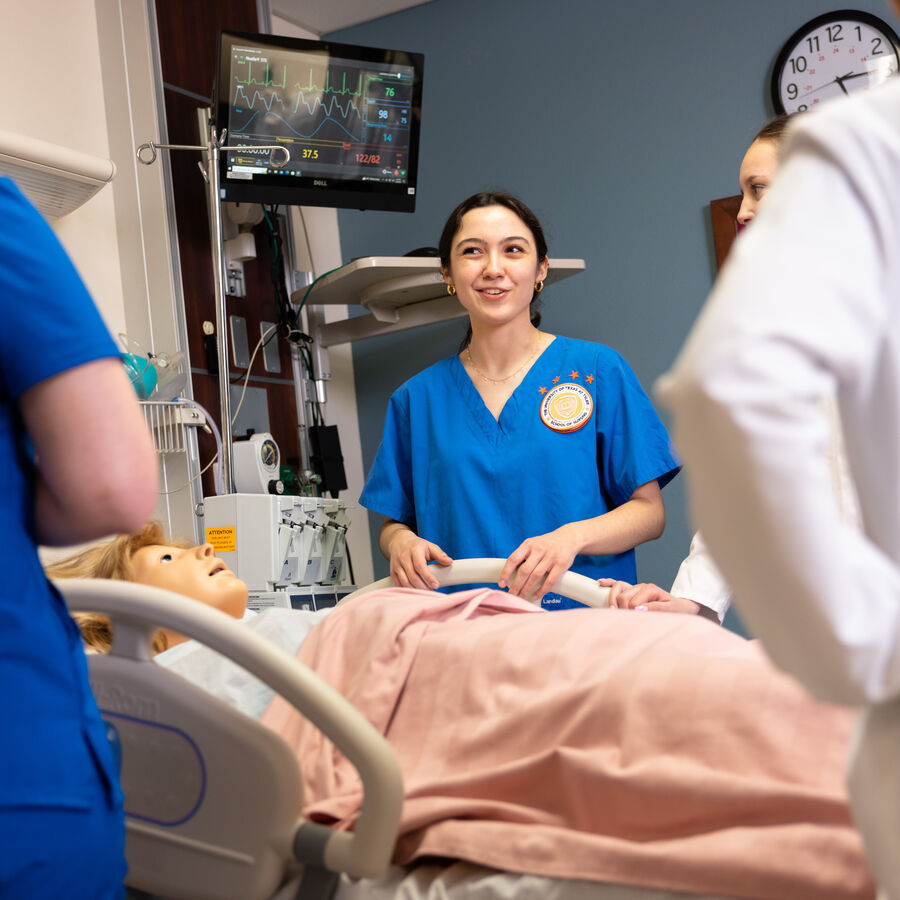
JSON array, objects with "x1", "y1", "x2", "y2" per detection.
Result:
[{"x1": 47, "y1": 521, "x2": 248, "y2": 653}]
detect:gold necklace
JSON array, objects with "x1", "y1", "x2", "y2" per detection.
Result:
[{"x1": 466, "y1": 335, "x2": 542, "y2": 385}]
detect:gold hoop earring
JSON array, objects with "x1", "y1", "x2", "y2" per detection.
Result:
[
  {"x1": 446, "y1": 283, "x2": 456, "y2": 295},
  {"x1": 534, "y1": 280, "x2": 544, "y2": 294}
]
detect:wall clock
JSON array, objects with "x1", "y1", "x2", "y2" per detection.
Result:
[{"x1": 771, "y1": 9, "x2": 900, "y2": 114}]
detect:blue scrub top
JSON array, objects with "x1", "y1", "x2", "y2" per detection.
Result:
[
  {"x1": 0, "y1": 177, "x2": 122, "y2": 809},
  {"x1": 361, "y1": 336, "x2": 680, "y2": 604}
]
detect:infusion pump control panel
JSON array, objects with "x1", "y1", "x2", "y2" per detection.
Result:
[{"x1": 203, "y1": 494, "x2": 350, "y2": 606}]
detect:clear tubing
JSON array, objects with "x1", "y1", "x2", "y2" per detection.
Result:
[{"x1": 176, "y1": 398, "x2": 224, "y2": 496}]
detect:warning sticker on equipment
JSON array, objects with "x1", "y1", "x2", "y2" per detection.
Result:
[{"x1": 206, "y1": 526, "x2": 236, "y2": 552}]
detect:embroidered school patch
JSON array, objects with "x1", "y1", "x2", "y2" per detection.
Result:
[{"x1": 539, "y1": 382, "x2": 593, "y2": 432}]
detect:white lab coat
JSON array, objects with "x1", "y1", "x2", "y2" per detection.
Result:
[
  {"x1": 669, "y1": 531, "x2": 731, "y2": 622},
  {"x1": 670, "y1": 404, "x2": 859, "y2": 626},
  {"x1": 658, "y1": 78, "x2": 900, "y2": 898}
]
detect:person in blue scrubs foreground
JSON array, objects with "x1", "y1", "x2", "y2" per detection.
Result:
[
  {"x1": 0, "y1": 176, "x2": 157, "y2": 897},
  {"x1": 360, "y1": 192, "x2": 679, "y2": 608}
]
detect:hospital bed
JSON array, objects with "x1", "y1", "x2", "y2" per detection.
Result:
[
  {"x1": 61, "y1": 576, "x2": 401, "y2": 900},
  {"x1": 59, "y1": 562, "x2": 873, "y2": 900}
]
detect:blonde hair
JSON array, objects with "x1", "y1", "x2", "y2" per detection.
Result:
[{"x1": 47, "y1": 520, "x2": 192, "y2": 654}]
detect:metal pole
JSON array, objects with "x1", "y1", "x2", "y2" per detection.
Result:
[
  {"x1": 206, "y1": 126, "x2": 235, "y2": 494},
  {"x1": 135, "y1": 136, "x2": 288, "y2": 497}
]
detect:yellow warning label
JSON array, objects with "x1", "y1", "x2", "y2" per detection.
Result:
[{"x1": 205, "y1": 526, "x2": 236, "y2": 553}]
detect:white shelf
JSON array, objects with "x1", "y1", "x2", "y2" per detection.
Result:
[
  {"x1": 0, "y1": 130, "x2": 116, "y2": 218},
  {"x1": 294, "y1": 256, "x2": 586, "y2": 346}
]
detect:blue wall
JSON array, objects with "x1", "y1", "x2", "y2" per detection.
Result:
[{"x1": 327, "y1": 0, "x2": 895, "y2": 614}]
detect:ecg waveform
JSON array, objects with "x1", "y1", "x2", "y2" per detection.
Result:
[
  {"x1": 228, "y1": 51, "x2": 412, "y2": 146},
  {"x1": 231, "y1": 83, "x2": 365, "y2": 141},
  {"x1": 226, "y1": 48, "x2": 415, "y2": 183}
]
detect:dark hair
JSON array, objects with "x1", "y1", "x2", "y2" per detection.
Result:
[
  {"x1": 438, "y1": 191, "x2": 549, "y2": 350},
  {"x1": 754, "y1": 113, "x2": 795, "y2": 147}
]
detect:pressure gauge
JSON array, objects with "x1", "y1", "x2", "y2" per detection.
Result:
[{"x1": 233, "y1": 432, "x2": 281, "y2": 493}]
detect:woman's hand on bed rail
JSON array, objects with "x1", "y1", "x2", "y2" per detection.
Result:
[
  {"x1": 499, "y1": 525, "x2": 578, "y2": 601},
  {"x1": 380, "y1": 519, "x2": 453, "y2": 590},
  {"x1": 598, "y1": 579, "x2": 701, "y2": 616}
]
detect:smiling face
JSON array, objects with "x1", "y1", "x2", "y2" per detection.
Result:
[
  {"x1": 737, "y1": 138, "x2": 780, "y2": 226},
  {"x1": 442, "y1": 204, "x2": 548, "y2": 330},
  {"x1": 130, "y1": 543, "x2": 248, "y2": 620}
]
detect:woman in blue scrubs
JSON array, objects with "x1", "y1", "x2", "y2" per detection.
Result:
[
  {"x1": 0, "y1": 177, "x2": 157, "y2": 897},
  {"x1": 360, "y1": 192, "x2": 679, "y2": 608}
]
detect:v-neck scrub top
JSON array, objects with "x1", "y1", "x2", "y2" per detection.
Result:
[{"x1": 361, "y1": 336, "x2": 680, "y2": 600}]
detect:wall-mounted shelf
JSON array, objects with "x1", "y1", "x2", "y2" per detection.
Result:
[{"x1": 293, "y1": 256, "x2": 586, "y2": 346}]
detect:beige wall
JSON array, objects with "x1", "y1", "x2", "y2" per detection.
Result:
[
  {"x1": 6, "y1": 0, "x2": 203, "y2": 543},
  {"x1": 2, "y1": 0, "x2": 127, "y2": 333}
]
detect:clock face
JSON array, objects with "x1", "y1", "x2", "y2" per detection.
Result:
[{"x1": 772, "y1": 11, "x2": 900, "y2": 114}]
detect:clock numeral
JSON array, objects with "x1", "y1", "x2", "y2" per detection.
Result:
[
  {"x1": 789, "y1": 55, "x2": 808, "y2": 74},
  {"x1": 872, "y1": 36, "x2": 884, "y2": 55},
  {"x1": 797, "y1": 104, "x2": 808, "y2": 111},
  {"x1": 826, "y1": 23, "x2": 843, "y2": 42},
  {"x1": 806, "y1": 35, "x2": 820, "y2": 53},
  {"x1": 855, "y1": 25, "x2": 863, "y2": 41},
  {"x1": 786, "y1": 82, "x2": 799, "y2": 100}
]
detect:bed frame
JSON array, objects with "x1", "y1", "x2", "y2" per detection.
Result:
[
  {"x1": 59, "y1": 578, "x2": 402, "y2": 900},
  {"x1": 340, "y1": 557, "x2": 611, "y2": 606}
]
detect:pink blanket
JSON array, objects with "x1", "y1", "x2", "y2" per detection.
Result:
[{"x1": 261, "y1": 588, "x2": 874, "y2": 899}]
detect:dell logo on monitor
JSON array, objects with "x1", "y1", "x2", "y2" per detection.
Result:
[{"x1": 313, "y1": 179, "x2": 328, "y2": 187}]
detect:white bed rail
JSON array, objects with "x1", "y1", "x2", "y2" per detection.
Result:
[
  {"x1": 341, "y1": 557, "x2": 611, "y2": 607},
  {"x1": 59, "y1": 579, "x2": 403, "y2": 887}
]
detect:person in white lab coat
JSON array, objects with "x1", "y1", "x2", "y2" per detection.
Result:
[
  {"x1": 657, "y1": 9, "x2": 900, "y2": 893},
  {"x1": 602, "y1": 114, "x2": 860, "y2": 625}
]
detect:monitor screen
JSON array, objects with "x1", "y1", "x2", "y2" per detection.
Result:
[{"x1": 213, "y1": 30, "x2": 424, "y2": 213}]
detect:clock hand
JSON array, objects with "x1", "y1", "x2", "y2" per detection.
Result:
[
  {"x1": 801, "y1": 72, "x2": 864, "y2": 100},
  {"x1": 801, "y1": 73, "x2": 853, "y2": 97},
  {"x1": 836, "y1": 70, "x2": 872, "y2": 88}
]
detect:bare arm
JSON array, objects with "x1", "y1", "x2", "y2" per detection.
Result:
[
  {"x1": 499, "y1": 479, "x2": 666, "y2": 600},
  {"x1": 379, "y1": 517, "x2": 453, "y2": 590},
  {"x1": 21, "y1": 357, "x2": 158, "y2": 545}
]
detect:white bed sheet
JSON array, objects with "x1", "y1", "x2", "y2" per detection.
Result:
[
  {"x1": 331, "y1": 861, "x2": 740, "y2": 900},
  {"x1": 155, "y1": 607, "x2": 331, "y2": 719}
]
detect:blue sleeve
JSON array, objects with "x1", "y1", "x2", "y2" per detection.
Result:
[
  {"x1": 359, "y1": 387, "x2": 417, "y2": 528},
  {"x1": 598, "y1": 351, "x2": 680, "y2": 507},
  {"x1": 0, "y1": 178, "x2": 118, "y2": 401}
]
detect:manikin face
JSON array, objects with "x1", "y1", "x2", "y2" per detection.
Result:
[
  {"x1": 737, "y1": 138, "x2": 780, "y2": 226},
  {"x1": 442, "y1": 205, "x2": 548, "y2": 330},
  {"x1": 131, "y1": 543, "x2": 248, "y2": 621}
]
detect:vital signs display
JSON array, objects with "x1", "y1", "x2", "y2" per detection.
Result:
[{"x1": 213, "y1": 31, "x2": 424, "y2": 212}]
